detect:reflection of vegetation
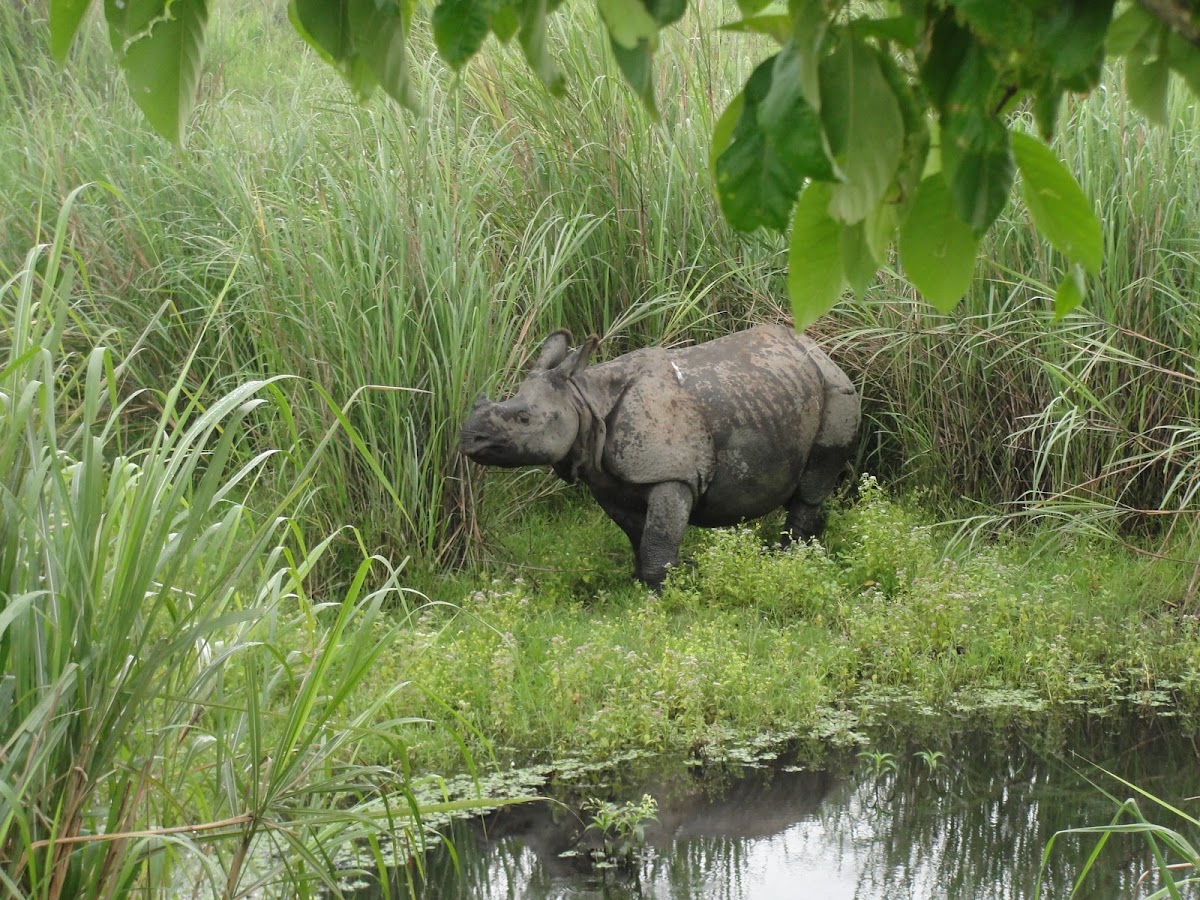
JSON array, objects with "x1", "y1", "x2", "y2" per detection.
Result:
[{"x1": 412, "y1": 724, "x2": 1200, "y2": 900}]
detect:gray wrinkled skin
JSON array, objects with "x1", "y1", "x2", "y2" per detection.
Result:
[{"x1": 459, "y1": 325, "x2": 861, "y2": 589}]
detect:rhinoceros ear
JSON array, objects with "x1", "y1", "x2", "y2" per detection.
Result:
[
  {"x1": 532, "y1": 330, "x2": 573, "y2": 371},
  {"x1": 557, "y1": 334, "x2": 598, "y2": 377}
]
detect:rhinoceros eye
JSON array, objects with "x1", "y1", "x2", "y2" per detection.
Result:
[{"x1": 516, "y1": 410, "x2": 532, "y2": 426}]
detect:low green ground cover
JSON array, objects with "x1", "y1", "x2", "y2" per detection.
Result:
[{"x1": 362, "y1": 477, "x2": 1200, "y2": 774}]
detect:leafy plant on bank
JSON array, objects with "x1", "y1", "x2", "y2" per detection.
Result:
[{"x1": 0, "y1": 193, "x2": 494, "y2": 898}]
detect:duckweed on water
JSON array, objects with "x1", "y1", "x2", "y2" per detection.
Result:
[{"x1": 354, "y1": 478, "x2": 1200, "y2": 774}]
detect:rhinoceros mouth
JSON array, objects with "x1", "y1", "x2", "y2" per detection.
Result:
[{"x1": 459, "y1": 432, "x2": 516, "y2": 466}]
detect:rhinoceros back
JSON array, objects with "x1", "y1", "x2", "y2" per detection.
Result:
[{"x1": 667, "y1": 325, "x2": 832, "y2": 525}]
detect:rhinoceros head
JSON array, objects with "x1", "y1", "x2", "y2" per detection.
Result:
[{"x1": 459, "y1": 330, "x2": 598, "y2": 468}]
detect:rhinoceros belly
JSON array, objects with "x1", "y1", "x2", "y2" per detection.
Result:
[{"x1": 689, "y1": 424, "x2": 809, "y2": 526}]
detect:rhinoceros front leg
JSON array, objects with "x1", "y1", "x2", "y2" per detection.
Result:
[
  {"x1": 593, "y1": 495, "x2": 647, "y2": 581},
  {"x1": 640, "y1": 481, "x2": 694, "y2": 590}
]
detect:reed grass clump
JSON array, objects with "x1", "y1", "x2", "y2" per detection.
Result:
[{"x1": 0, "y1": 194, "x2": 491, "y2": 899}]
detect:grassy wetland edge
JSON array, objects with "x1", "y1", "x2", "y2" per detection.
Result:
[{"x1": 5, "y1": 0, "x2": 1200, "y2": 894}]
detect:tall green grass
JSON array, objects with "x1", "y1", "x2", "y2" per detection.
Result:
[
  {"x1": 0, "y1": 192, "x2": 495, "y2": 898},
  {"x1": 3, "y1": 0, "x2": 1200, "y2": 571}
]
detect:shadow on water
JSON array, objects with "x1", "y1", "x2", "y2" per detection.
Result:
[{"x1": 371, "y1": 718, "x2": 1200, "y2": 899}]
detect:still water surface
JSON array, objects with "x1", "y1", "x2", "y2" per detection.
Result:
[{"x1": 403, "y1": 719, "x2": 1199, "y2": 900}]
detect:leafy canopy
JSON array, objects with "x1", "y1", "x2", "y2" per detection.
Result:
[{"x1": 48, "y1": 0, "x2": 1200, "y2": 324}]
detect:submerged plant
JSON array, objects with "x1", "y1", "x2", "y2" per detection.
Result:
[{"x1": 581, "y1": 793, "x2": 659, "y2": 872}]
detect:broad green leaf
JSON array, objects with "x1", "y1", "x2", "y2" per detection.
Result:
[
  {"x1": 642, "y1": 0, "x2": 686, "y2": 27},
  {"x1": 716, "y1": 56, "x2": 830, "y2": 231},
  {"x1": 941, "y1": 111, "x2": 1013, "y2": 233},
  {"x1": 820, "y1": 36, "x2": 903, "y2": 224},
  {"x1": 433, "y1": 0, "x2": 497, "y2": 68},
  {"x1": 598, "y1": 0, "x2": 659, "y2": 49},
  {"x1": 1054, "y1": 265, "x2": 1086, "y2": 319},
  {"x1": 492, "y1": 2, "x2": 520, "y2": 41},
  {"x1": 1105, "y1": 4, "x2": 1157, "y2": 55},
  {"x1": 864, "y1": 200, "x2": 896, "y2": 262},
  {"x1": 720, "y1": 14, "x2": 791, "y2": 44},
  {"x1": 788, "y1": 182, "x2": 844, "y2": 330},
  {"x1": 840, "y1": 221, "x2": 877, "y2": 299},
  {"x1": 288, "y1": 0, "x2": 350, "y2": 61},
  {"x1": 1033, "y1": 78, "x2": 1062, "y2": 138},
  {"x1": 760, "y1": 43, "x2": 834, "y2": 176},
  {"x1": 1167, "y1": 32, "x2": 1200, "y2": 96},
  {"x1": 104, "y1": 0, "x2": 172, "y2": 47},
  {"x1": 709, "y1": 91, "x2": 743, "y2": 181},
  {"x1": 609, "y1": 36, "x2": 659, "y2": 118},
  {"x1": 919, "y1": 11, "x2": 969, "y2": 110},
  {"x1": 848, "y1": 15, "x2": 919, "y2": 48},
  {"x1": 899, "y1": 174, "x2": 980, "y2": 312},
  {"x1": 111, "y1": 0, "x2": 208, "y2": 143},
  {"x1": 51, "y1": 0, "x2": 92, "y2": 60},
  {"x1": 518, "y1": 0, "x2": 565, "y2": 94},
  {"x1": 789, "y1": 0, "x2": 825, "y2": 109},
  {"x1": 349, "y1": 0, "x2": 414, "y2": 108},
  {"x1": 950, "y1": 0, "x2": 1033, "y2": 50},
  {"x1": 1126, "y1": 49, "x2": 1170, "y2": 125},
  {"x1": 1011, "y1": 131, "x2": 1102, "y2": 274},
  {"x1": 1032, "y1": 0, "x2": 1113, "y2": 90},
  {"x1": 735, "y1": 0, "x2": 772, "y2": 19}
]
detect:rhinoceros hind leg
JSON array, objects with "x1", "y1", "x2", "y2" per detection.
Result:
[
  {"x1": 640, "y1": 481, "x2": 694, "y2": 589},
  {"x1": 782, "y1": 443, "x2": 850, "y2": 545}
]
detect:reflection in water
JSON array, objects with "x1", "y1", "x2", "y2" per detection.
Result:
[{"x1": 402, "y1": 720, "x2": 1200, "y2": 900}]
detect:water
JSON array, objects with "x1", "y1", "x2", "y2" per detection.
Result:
[{"x1": 395, "y1": 719, "x2": 1200, "y2": 899}]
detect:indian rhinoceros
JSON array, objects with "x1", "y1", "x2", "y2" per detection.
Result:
[{"x1": 458, "y1": 324, "x2": 860, "y2": 588}]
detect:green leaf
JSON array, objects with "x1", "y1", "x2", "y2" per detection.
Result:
[
  {"x1": 715, "y1": 56, "x2": 830, "y2": 231},
  {"x1": 840, "y1": 221, "x2": 877, "y2": 299},
  {"x1": 1167, "y1": 31, "x2": 1200, "y2": 96},
  {"x1": 899, "y1": 174, "x2": 980, "y2": 312},
  {"x1": 288, "y1": 0, "x2": 350, "y2": 62},
  {"x1": 492, "y1": 2, "x2": 519, "y2": 41},
  {"x1": 788, "y1": 182, "x2": 845, "y2": 330},
  {"x1": 598, "y1": 0, "x2": 659, "y2": 49},
  {"x1": 1105, "y1": 4, "x2": 1157, "y2": 56},
  {"x1": 609, "y1": 36, "x2": 658, "y2": 118},
  {"x1": 642, "y1": 0, "x2": 685, "y2": 27},
  {"x1": 719, "y1": 14, "x2": 791, "y2": 44},
  {"x1": 1126, "y1": 49, "x2": 1171, "y2": 125},
  {"x1": 1011, "y1": 131, "x2": 1103, "y2": 274},
  {"x1": 1054, "y1": 265, "x2": 1086, "y2": 320},
  {"x1": 820, "y1": 35, "x2": 903, "y2": 224},
  {"x1": 735, "y1": 0, "x2": 771, "y2": 18},
  {"x1": 348, "y1": 0, "x2": 414, "y2": 108},
  {"x1": 433, "y1": 0, "x2": 496, "y2": 68},
  {"x1": 848, "y1": 15, "x2": 919, "y2": 48},
  {"x1": 760, "y1": 43, "x2": 834, "y2": 174},
  {"x1": 709, "y1": 90, "x2": 743, "y2": 181},
  {"x1": 108, "y1": 0, "x2": 208, "y2": 143},
  {"x1": 941, "y1": 111, "x2": 1013, "y2": 233},
  {"x1": 1032, "y1": 0, "x2": 1113, "y2": 90},
  {"x1": 789, "y1": 0, "x2": 826, "y2": 109},
  {"x1": 50, "y1": 0, "x2": 93, "y2": 61},
  {"x1": 518, "y1": 0, "x2": 564, "y2": 94},
  {"x1": 864, "y1": 200, "x2": 896, "y2": 262}
]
